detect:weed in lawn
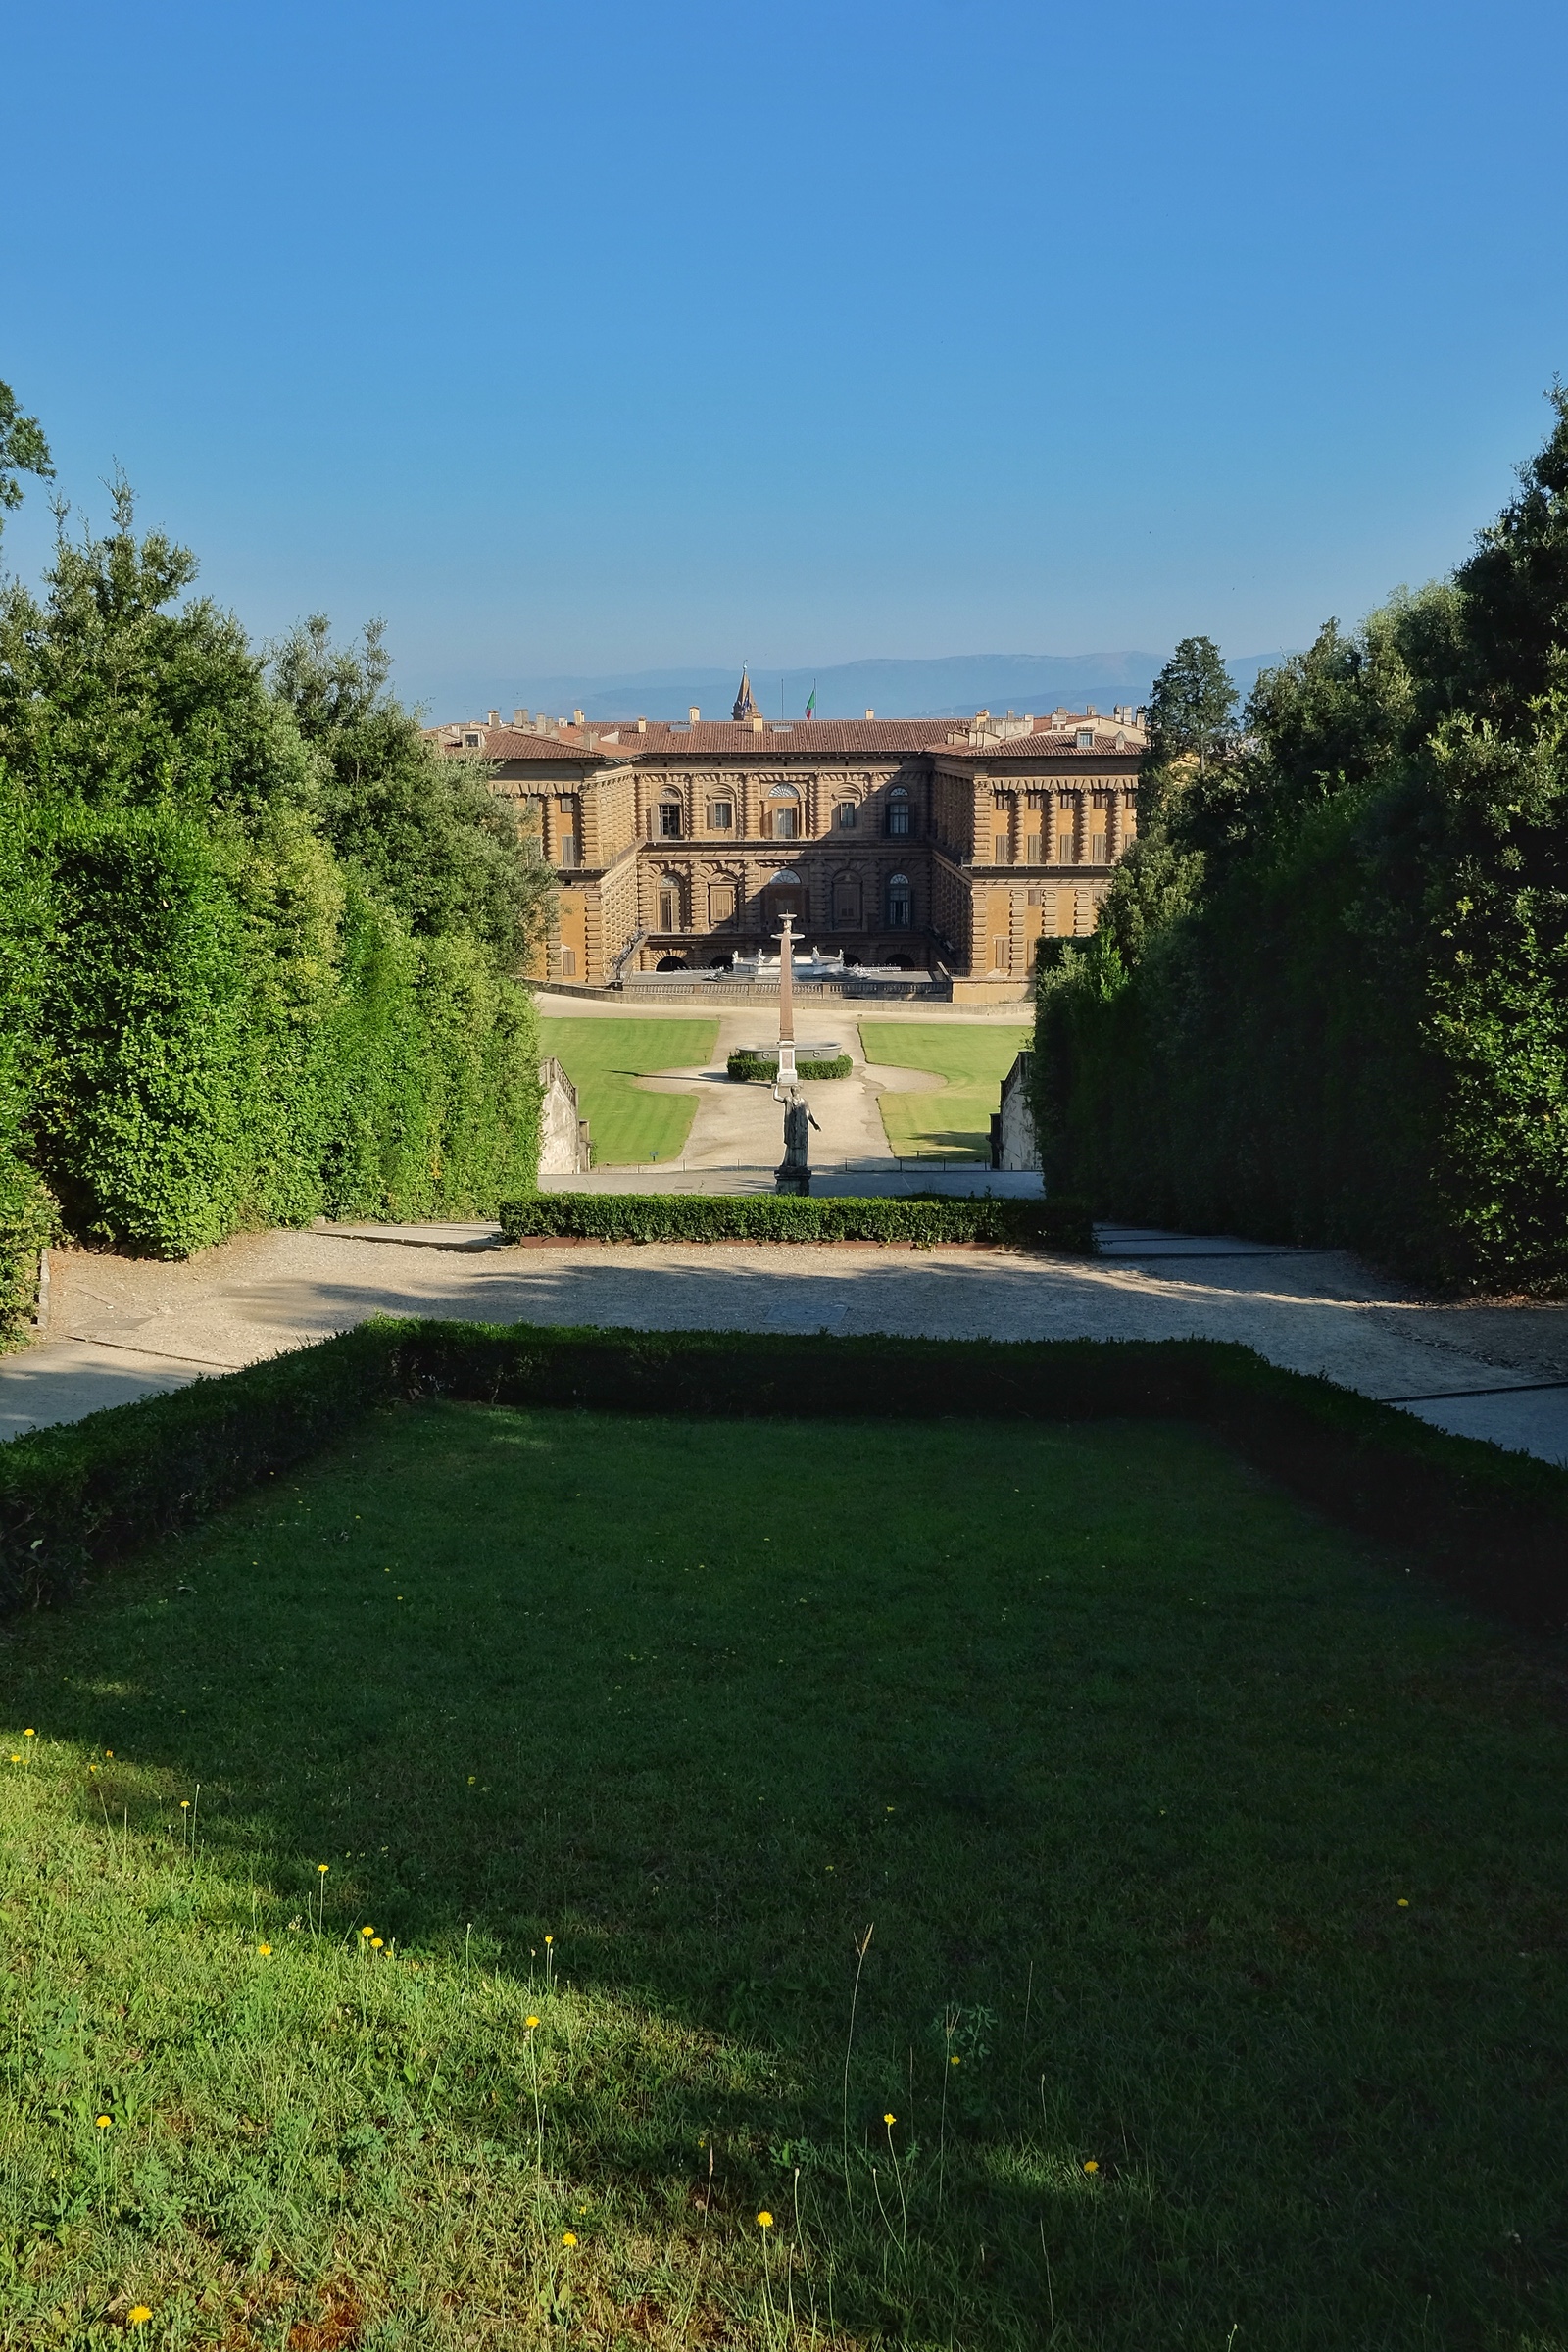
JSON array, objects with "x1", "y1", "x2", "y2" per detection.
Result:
[{"x1": 1, "y1": 1405, "x2": 1567, "y2": 2347}]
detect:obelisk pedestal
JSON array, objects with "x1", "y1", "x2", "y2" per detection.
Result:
[{"x1": 774, "y1": 911, "x2": 798, "y2": 1090}]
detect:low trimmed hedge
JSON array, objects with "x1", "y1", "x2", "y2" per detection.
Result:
[
  {"x1": 497, "y1": 1192, "x2": 1094, "y2": 1250},
  {"x1": 2, "y1": 1323, "x2": 1566, "y2": 1630},
  {"x1": 727, "y1": 1052, "x2": 853, "y2": 1082}
]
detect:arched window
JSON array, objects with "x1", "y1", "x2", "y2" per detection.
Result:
[
  {"x1": 885, "y1": 786, "x2": 911, "y2": 837},
  {"x1": 886, "y1": 872, "x2": 912, "y2": 928},
  {"x1": 767, "y1": 783, "x2": 800, "y2": 841},
  {"x1": 657, "y1": 798, "x2": 682, "y2": 839}
]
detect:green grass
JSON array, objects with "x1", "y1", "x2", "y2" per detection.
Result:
[
  {"x1": 4, "y1": 1405, "x2": 1568, "y2": 2350},
  {"x1": 858, "y1": 1022, "x2": 1032, "y2": 1159},
  {"x1": 538, "y1": 1018, "x2": 719, "y2": 1165}
]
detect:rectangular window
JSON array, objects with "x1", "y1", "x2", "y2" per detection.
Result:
[
  {"x1": 836, "y1": 802, "x2": 857, "y2": 828},
  {"x1": 772, "y1": 806, "x2": 798, "y2": 840},
  {"x1": 1026, "y1": 833, "x2": 1042, "y2": 863},
  {"x1": 658, "y1": 888, "x2": 677, "y2": 931},
  {"x1": 708, "y1": 801, "x2": 733, "y2": 829},
  {"x1": 994, "y1": 834, "x2": 1009, "y2": 863},
  {"x1": 1091, "y1": 832, "x2": 1107, "y2": 863},
  {"x1": 992, "y1": 937, "x2": 1009, "y2": 971},
  {"x1": 559, "y1": 946, "x2": 576, "y2": 977},
  {"x1": 709, "y1": 883, "x2": 737, "y2": 926},
  {"x1": 658, "y1": 805, "x2": 682, "y2": 838},
  {"x1": 559, "y1": 832, "x2": 579, "y2": 869},
  {"x1": 1057, "y1": 831, "x2": 1074, "y2": 862},
  {"x1": 887, "y1": 802, "x2": 910, "y2": 835}
]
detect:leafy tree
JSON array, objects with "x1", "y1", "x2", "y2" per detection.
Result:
[
  {"x1": 270, "y1": 613, "x2": 554, "y2": 973},
  {"x1": 0, "y1": 481, "x2": 316, "y2": 819},
  {"x1": 0, "y1": 381, "x2": 52, "y2": 543},
  {"x1": 1146, "y1": 636, "x2": 1237, "y2": 771},
  {"x1": 1455, "y1": 380, "x2": 1568, "y2": 726}
]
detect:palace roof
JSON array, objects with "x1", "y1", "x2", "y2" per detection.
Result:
[{"x1": 429, "y1": 711, "x2": 1146, "y2": 762}]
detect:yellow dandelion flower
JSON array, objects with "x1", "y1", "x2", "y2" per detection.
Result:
[
  {"x1": 563, "y1": 2230, "x2": 578, "y2": 2246},
  {"x1": 1397, "y1": 1897, "x2": 1409, "y2": 1907},
  {"x1": 371, "y1": 1936, "x2": 383, "y2": 1949},
  {"x1": 24, "y1": 1729, "x2": 34, "y2": 1738},
  {"x1": 258, "y1": 1943, "x2": 272, "y2": 1956},
  {"x1": 180, "y1": 1800, "x2": 190, "y2": 1810},
  {"x1": 545, "y1": 1935, "x2": 554, "y2": 1945},
  {"x1": 884, "y1": 2112, "x2": 896, "y2": 2125},
  {"x1": 105, "y1": 1748, "x2": 113, "y2": 1758},
  {"x1": 128, "y1": 2310, "x2": 153, "y2": 2327},
  {"x1": 757, "y1": 2211, "x2": 773, "y2": 2229},
  {"x1": 1083, "y1": 2159, "x2": 1099, "y2": 2174},
  {"x1": 360, "y1": 1926, "x2": 374, "y2": 1938},
  {"x1": 96, "y1": 2115, "x2": 112, "y2": 2129},
  {"x1": 7, "y1": 1756, "x2": 17, "y2": 1765},
  {"x1": 950, "y1": 2055, "x2": 960, "y2": 2066},
  {"x1": 526, "y1": 2015, "x2": 540, "y2": 2030},
  {"x1": 318, "y1": 1863, "x2": 329, "y2": 1875}
]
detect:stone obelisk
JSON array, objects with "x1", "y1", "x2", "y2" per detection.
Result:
[{"x1": 774, "y1": 911, "x2": 798, "y2": 1091}]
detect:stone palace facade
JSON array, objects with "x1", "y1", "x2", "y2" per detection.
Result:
[{"x1": 431, "y1": 679, "x2": 1147, "y2": 987}]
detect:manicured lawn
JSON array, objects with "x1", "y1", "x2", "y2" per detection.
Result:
[
  {"x1": 537, "y1": 1017, "x2": 719, "y2": 1166},
  {"x1": 4, "y1": 1403, "x2": 1566, "y2": 2348},
  {"x1": 858, "y1": 1021, "x2": 1032, "y2": 1159}
]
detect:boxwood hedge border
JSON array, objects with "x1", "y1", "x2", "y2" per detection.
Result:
[
  {"x1": 726, "y1": 1052, "x2": 853, "y2": 1082},
  {"x1": 2, "y1": 1321, "x2": 1565, "y2": 1631},
  {"x1": 497, "y1": 1193, "x2": 1095, "y2": 1250}
]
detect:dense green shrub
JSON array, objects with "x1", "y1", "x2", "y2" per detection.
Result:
[
  {"x1": 1034, "y1": 395, "x2": 1568, "y2": 1292},
  {"x1": 726, "y1": 1051, "x2": 853, "y2": 1081},
  {"x1": 0, "y1": 456, "x2": 549, "y2": 1295},
  {"x1": 2, "y1": 1321, "x2": 1564, "y2": 1628},
  {"x1": 498, "y1": 1191, "x2": 1092, "y2": 1249}
]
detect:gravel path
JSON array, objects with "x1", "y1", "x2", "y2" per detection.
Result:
[{"x1": 3, "y1": 1223, "x2": 1565, "y2": 1463}]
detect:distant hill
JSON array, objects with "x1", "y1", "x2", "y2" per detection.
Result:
[{"x1": 471, "y1": 651, "x2": 1285, "y2": 724}]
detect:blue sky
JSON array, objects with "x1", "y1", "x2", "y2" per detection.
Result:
[{"x1": 4, "y1": 0, "x2": 1566, "y2": 715}]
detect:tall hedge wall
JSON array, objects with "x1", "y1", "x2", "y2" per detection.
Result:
[
  {"x1": 1033, "y1": 395, "x2": 1568, "y2": 1294},
  {"x1": 0, "y1": 492, "x2": 547, "y2": 1328}
]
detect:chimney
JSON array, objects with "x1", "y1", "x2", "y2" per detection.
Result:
[
  {"x1": 572, "y1": 709, "x2": 585, "y2": 727},
  {"x1": 584, "y1": 727, "x2": 598, "y2": 750},
  {"x1": 751, "y1": 713, "x2": 765, "y2": 734},
  {"x1": 637, "y1": 716, "x2": 648, "y2": 733},
  {"x1": 864, "y1": 708, "x2": 875, "y2": 720},
  {"x1": 688, "y1": 706, "x2": 701, "y2": 724},
  {"x1": 975, "y1": 709, "x2": 990, "y2": 725},
  {"x1": 487, "y1": 710, "x2": 499, "y2": 727},
  {"x1": 513, "y1": 708, "x2": 528, "y2": 726},
  {"x1": 1086, "y1": 705, "x2": 1098, "y2": 717}
]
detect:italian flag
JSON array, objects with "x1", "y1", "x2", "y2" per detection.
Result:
[{"x1": 805, "y1": 684, "x2": 816, "y2": 717}]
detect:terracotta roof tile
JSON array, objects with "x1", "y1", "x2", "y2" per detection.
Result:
[
  {"x1": 938, "y1": 726, "x2": 1142, "y2": 762},
  {"x1": 427, "y1": 726, "x2": 606, "y2": 763}
]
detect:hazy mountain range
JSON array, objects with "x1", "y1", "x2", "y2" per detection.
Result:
[{"x1": 468, "y1": 652, "x2": 1286, "y2": 725}]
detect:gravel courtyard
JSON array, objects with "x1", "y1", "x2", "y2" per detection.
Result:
[{"x1": 4, "y1": 1221, "x2": 1566, "y2": 1462}]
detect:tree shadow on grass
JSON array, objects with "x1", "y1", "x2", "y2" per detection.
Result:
[{"x1": 7, "y1": 1400, "x2": 1568, "y2": 2345}]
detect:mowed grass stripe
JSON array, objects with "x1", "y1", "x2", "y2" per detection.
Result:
[
  {"x1": 858, "y1": 1020, "x2": 1032, "y2": 1159},
  {"x1": 538, "y1": 1016, "x2": 719, "y2": 1165},
  {"x1": 3, "y1": 1405, "x2": 1567, "y2": 2348}
]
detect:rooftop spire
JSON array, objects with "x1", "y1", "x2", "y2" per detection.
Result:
[{"x1": 732, "y1": 666, "x2": 760, "y2": 721}]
